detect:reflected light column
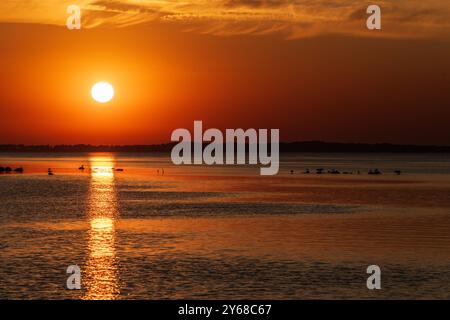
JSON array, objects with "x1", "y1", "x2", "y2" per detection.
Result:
[{"x1": 83, "y1": 155, "x2": 120, "y2": 300}]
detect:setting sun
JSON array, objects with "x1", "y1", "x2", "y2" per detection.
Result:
[{"x1": 91, "y1": 82, "x2": 114, "y2": 103}]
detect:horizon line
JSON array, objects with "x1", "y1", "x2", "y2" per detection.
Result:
[
  {"x1": 1, "y1": 141, "x2": 450, "y2": 152},
  {"x1": 1, "y1": 141, "x2": 450, "y2": 147}
]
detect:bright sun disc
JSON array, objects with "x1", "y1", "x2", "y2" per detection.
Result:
[{"x1": 91, "y1": 82, "x2": 114, "y2": 103}]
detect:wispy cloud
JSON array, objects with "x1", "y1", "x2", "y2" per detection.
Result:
[{"x1": 1, "y1": 0, "x2": 450, "y2": 38}]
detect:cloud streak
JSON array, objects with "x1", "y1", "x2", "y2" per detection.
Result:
[{"x1": 1, "y1": 0, "x2": 450, "y2": 38}]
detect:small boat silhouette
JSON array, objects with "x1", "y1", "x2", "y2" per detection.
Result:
[
  {"x1": 394, "y1": 170, "x2": 402, "y2": 175},
  {"x1": 303, "y1": 169, "x2": 310, "y2": 174},
  {"x1": 316, "y1": 168, "x2": 324, "y2": 174},
  {"x1": 78, "y1": 165, "x2": 85, "y2": 170},
  {"x1": 14, "y1": 167, "x2": 24, "y2": 173},
  {"x1": 48, "y1": 168, "x2": 54, "y2": 176},
  {"x1": 115, "y1": 168, "x2": 124, "y2": 172}
]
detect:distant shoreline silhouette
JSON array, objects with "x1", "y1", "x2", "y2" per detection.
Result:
[{"x1": 0, "y1": 141, "x2": 450, "y2": 153}]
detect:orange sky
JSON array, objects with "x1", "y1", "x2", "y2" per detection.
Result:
[{"x1": 0, "y1": 1, "x2": 450, "y2": 145}]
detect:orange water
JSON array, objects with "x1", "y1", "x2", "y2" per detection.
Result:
[{"x1": 1, "y1": 153, "x2": 450, "y2": 299}]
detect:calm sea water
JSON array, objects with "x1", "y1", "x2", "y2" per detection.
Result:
[{"x1": 1, "y1": 153, "x2": 450, "y2": 299}]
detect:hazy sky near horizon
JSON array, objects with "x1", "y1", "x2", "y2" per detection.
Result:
[{"x1": 0, "y1": 1, "x2": 450, "y2": 145}]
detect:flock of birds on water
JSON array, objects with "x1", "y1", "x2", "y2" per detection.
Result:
[
  {"x1": 0, "y1": 165, "x2": 401, "y2": 176},
  {"x1": 290, "y1": 168, "x2": 402, "y2": 175},
  {"x1": 0, "y1": 165, "x2": 125, "y2": 176},
  {"x1": 0, "y1": 166, "x2": 24, "y2": 173}
]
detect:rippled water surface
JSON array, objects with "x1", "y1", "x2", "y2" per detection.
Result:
[{"x1": 1, "y1": 153, "x2": 450, "y2": 299}]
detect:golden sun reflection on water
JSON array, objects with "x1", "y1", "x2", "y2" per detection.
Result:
[{"x1": 83, "y1": 155, "x2": 120, "y2": 300}]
